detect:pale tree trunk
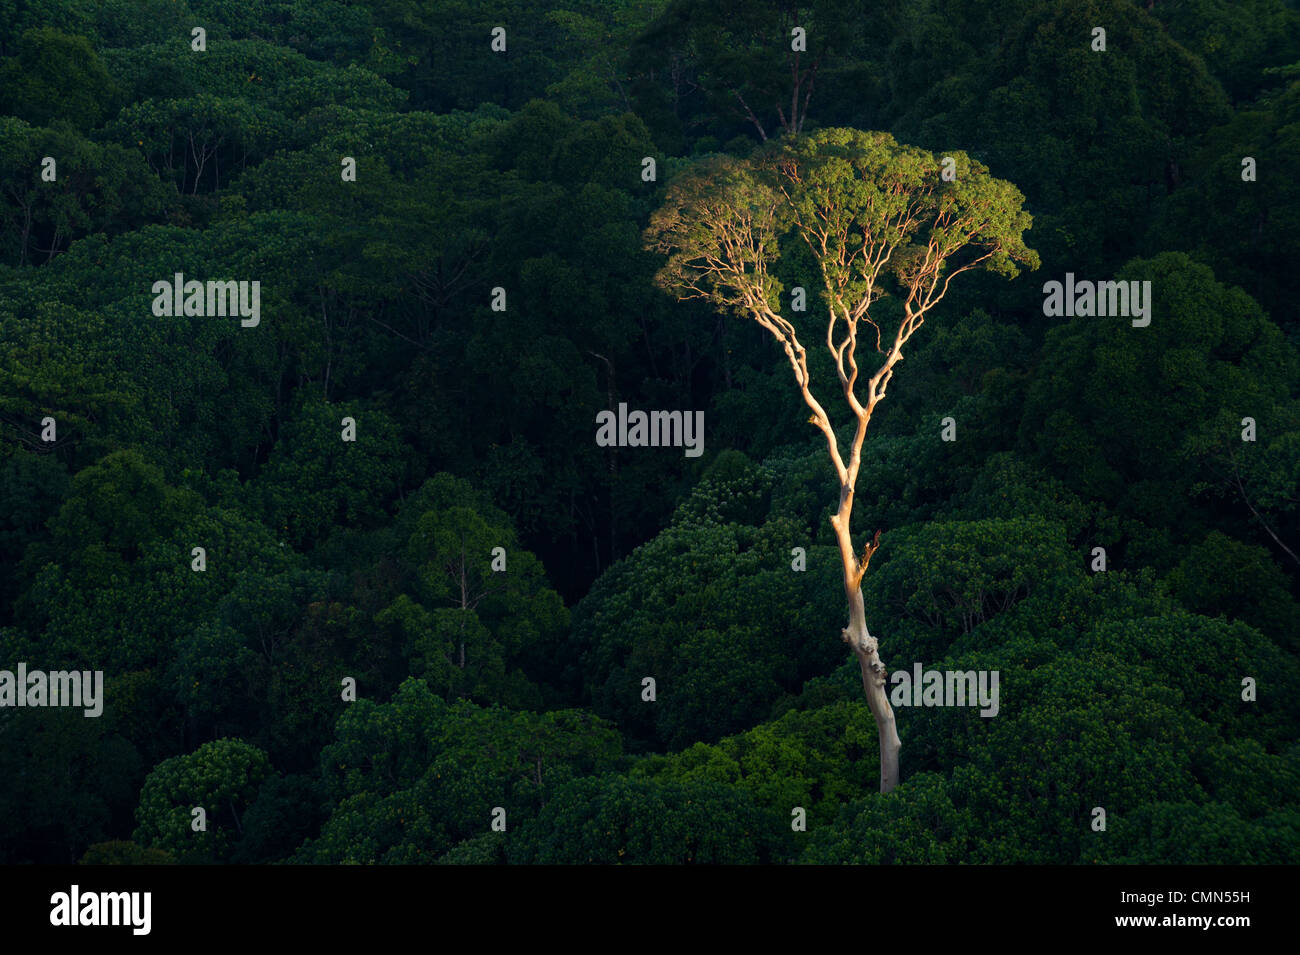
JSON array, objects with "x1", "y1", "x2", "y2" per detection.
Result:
[
  {"x1": 843, "y1": 595, "x2": 900, "y2": 793},
  {"x1": 831, "y1": 485, "x2": 900, "y2": 793}
]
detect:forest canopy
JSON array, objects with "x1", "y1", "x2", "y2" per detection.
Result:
[{"x1": 0, "y1": 0, "x2": 1297, "y2": 866}]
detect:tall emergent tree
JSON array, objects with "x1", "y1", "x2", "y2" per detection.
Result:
[{"x1": 644, "y1": 129, "x2": 1038, "y2": 791}]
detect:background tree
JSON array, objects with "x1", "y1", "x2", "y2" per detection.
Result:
[{"x1": 132, "y1": 737, "x2": 271, "y2": 864}]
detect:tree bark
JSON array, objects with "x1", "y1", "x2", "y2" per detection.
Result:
[
  {"x1": 831, "y1": 487, "x2": 899, "y2": 793},
  {"x1": 843, "y1": 595, "x2": 900, "y2": 794}
]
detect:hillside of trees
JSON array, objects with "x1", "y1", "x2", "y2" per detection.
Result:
[{"x1": 1, "y1": 0, "x2": 1298, "y2": 865}]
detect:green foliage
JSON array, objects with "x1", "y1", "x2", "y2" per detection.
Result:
[
  {"x1": 298, "y1": 679, "x2": 622, "y2": 863},
  {"x1": 1148, "y1": 75, "x2": 1300, "y2": 330},
  {"x1": 18, "y1": 449, "x2": 297, "y2": 674},
  {"x1": 573, "y1": 460, "x2": 843, "y2": 750},
  {"x1": 635, "y1": 701, "x2": 878, "y2": 825},
  {"x1": 1, "y1": 0, "x2": 1296, "y2": 869},
  {"x1": 1022, "y1": 253, "x2": 1298, "y2": 563},
  {"x1": 435, "y1": 831, "x2": 509, "y2": 865},
  {"x1": 0, "y1": 117, "x2": 170, "y2": 266},
  {"x1": 891, "y1": 0, "x2": 1230, "y2": 277},
  {"x1": 0, "y1": 447, "x2": 69, "y2": 616},
  {"x1": 861, "y1": 516, "x2": 1079, "y2": 660},
  {"x1": 1167, "y1": 531, "x2": 1300, "y2": 649},
  {"x1": 133, "y1": 737, "x2": 271, "y2": 864},
  {"x1": 629, "y1": 0, "x2": 868, "y2": 147},
  {"x1": 1073, "y1": 612, "x2": 1300, "y2": 750},
  {"x1": 508, "y1": 774, "x2": 791, "y2": 864},
  {"x1": 1133, "y1": 0, "x2": 1300, "y2": 102},
  {"x1": 800, "y1": 771, "x2": 972, "y2": 864},
  {"x1": 78, "y1": 840, "x2": 175, "y2": 865},
  {"x1": 372, "y1": 473, "x2": 571, "y2": 708},
  {"x1": 230, "y1": 773, "x2": 327, "y2": 864},
  {"x1": 646, "y1": 128, "x2": 1038, "y2": 321},
  {"x1": 0, "y1": 699, "x2": 142, "y2": 864},
  {"x1": 1083, "y1": 800, "x2": 1300, "y2": 864},
  {"x1": 0, "y1": 28, "x2": 118, "y2": 130},
  {"x1": 257, "y1": 397, "x2": 408, "y2": 548}
]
